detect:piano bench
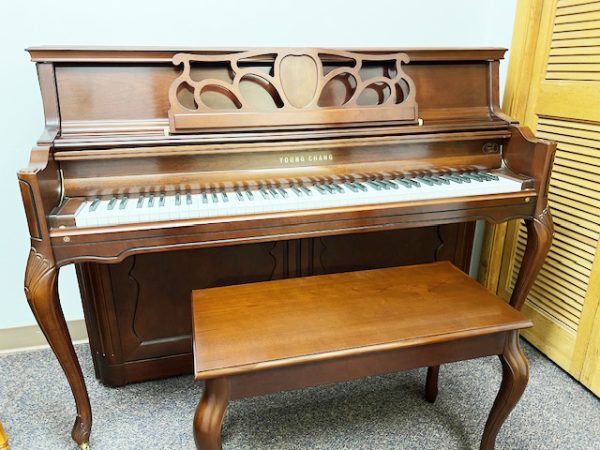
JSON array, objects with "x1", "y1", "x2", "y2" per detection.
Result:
[{"x1": 191, "y1": 261, "x2": 532, "y2": 450}]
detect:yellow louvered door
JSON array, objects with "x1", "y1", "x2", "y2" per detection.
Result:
[{"x1": 496, "y1": 0, "x2": 600, "y2": 395}]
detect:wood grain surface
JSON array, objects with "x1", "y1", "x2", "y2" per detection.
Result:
[{"x1": 192, "y1": 261, "x2": 531, "y2": 378}]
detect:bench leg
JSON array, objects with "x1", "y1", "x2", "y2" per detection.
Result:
[
  {"x1": 194, "y1": 378, "x2": 230, "y2": 450},
  {"x1": 425, "y1": 365, "x2": 440, "y2": 403},
  {"x1": 480, "y1": 331, "x2": 528, "y2": 450}
]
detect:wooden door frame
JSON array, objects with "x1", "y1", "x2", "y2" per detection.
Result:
[
  {"x1": 480, "y1": 0, "x2": 600, "y2": 392},
  {"x1": 479, "y1": 0, "x2": 545, "y2": 294}
]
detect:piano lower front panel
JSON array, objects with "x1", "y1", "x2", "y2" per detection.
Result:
[{"x1": 77, "y1": 224, "x2": 474, "y2": 386}]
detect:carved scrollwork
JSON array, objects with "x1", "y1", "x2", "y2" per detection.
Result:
[
  {"x1": 24, "y1": 247, "x2": 55, "y2": 303},
  {"x1": 168, "y1": 48, "x2": 418, "y2": 132}
]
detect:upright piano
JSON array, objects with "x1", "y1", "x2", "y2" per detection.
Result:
[{"x1": 18, "y1": 47, "x2": 554, "y2": 449}]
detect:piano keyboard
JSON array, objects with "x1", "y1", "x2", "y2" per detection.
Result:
[{"x1": 73, "y1": 172, "x2": 524, "y2": 228}]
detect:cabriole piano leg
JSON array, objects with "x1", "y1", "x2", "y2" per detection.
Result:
[
  {"x1": 194, "y1": 378, "x2": 230, "y2": 450},
  {"x1": 480, "y1": 331, "x2": 528, "y2": 450},
  {"x1": 509, "y1": 210, "x2": 553, "y2": 311},
  {"x1": 24, "y1": 248, "x2": 92, "y2": 449}
]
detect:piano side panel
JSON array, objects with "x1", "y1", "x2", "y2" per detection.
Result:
[{"x1": 76, "y1": 225, "x2": 473, "y2": 386}]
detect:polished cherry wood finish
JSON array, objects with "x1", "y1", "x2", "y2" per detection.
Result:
[
  {"x1": 168, "y1": 49, "x2": 418, "y2": 132},
  {"x1": 78, "y1": 224, "x2": 474, "y2": 387},
  {"x1": 191, "y1": 262, "x2": 532, "y2": 449},
  {"x1": 17, "y1": 47, "x2": 554, "y2": 448}
]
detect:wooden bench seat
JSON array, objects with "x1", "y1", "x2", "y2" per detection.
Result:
[{"x1": 191, "y1": 261, "x2": 532, "y2": 450}]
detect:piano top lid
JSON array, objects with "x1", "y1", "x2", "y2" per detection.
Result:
[{"x1": 26, "y1": 46, "x2": 507, "y2": 63}]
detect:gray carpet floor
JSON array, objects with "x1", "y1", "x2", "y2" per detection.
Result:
[{"x1": 0, "y1": 341, "x2": 598, "y2": 450}]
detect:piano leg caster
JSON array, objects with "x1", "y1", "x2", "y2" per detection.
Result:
[{"x1": 425, "y1": 365, "x2": 440, "y2": 403}]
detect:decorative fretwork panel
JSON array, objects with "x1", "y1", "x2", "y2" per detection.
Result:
[{"x1": 168, "y1": 49, "x2": 418, "y2": 132}]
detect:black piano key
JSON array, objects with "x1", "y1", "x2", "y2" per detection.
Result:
[
  {"x1": 354, "y1": 182, "x2": 368, "y2": 192},
  {"x1": 148, "y1": 195, "x2": 155, "y2": 208},
  {"x1": 416, "y1": 177, "x2": 434, "y2": 186},
  {"x1": 374, "y1": 180, "x2": 390, "y2": 190},
  {"x1": 268, "y1": 188, "x2": 279, "y2": 198},
  {"x1": 277, "y1": 187, "x2": 288, "y2": 198},
  {"x1": 382, "y1": 179, "x2": 399, "y2": 189},
  {"x1": 315, "y1": 184, "x2": 328, "y2": 194},
  {"x1": 424, "y1": 176, "x2": 442, "y2": 185},
  {"x1": 136, "y1": 196, "x2": 145, "y2": 208},
  {"x1": 235, "y1": 190, "x2": 244, "y2": 201},
  {"x1": 159, "y1": 194, "x2": 166, "y2": 207},
  {"x1": 480, "y1": 172, "x2": 499, "y2": 181},
  {"x1": 455, "y1": 174, "x2": 471, "y2": 183},
  {"x1": 395, "y1": 178, "x2": 413, "y2": 188},
  {"x1": 300, "y1": 186, "x2": 313, "y2": 196},
  {"x1": 186, "y1": 193, "x2": 193, "y2": 205},
  {"x1": 260, "y1": 189, "x2": 270, "y2": 199},
  {"x1": 175, "y1": 193, "x2": 181, "y2": 206},
  {"x1": 245, "y1": 190, "x2": 254, "y2": 201},
  {"x1": 221, "y1": 192, "x2": 229, "y2": 203},
  {"x1": 463, "y1": 173, "x2": 484, "y2": 182},
  {"x1": 345, "y1": 183, "x2": 358, "y2": 192},
  {"x1": 119, "y1": 197, "x2": 128, "y2": 209},
  {"x1": 89, "y1": 198, "x2": 101, "y2": 212},
  {"x1": 331, "y1": 183, "x2": 345, "y2": 193},
  {"x1": 107, "y1": 197, "x2": 117, "y2": 210},
  {"x1": 202, "y1": 192, "x2": 208, "y2": 204},
  {"x1": 212, "y1": 192, "x2": 219, "y2": 203},
  {"x1": 291, "y1": 185, "x2": 303, "y2": 196},
  {"x1": 443, "y1": 175, "x2": 463, "y2": 184},
  {"x1": 366, "y1": 181, "x2": 382, "y2": 191},
  {"x1": 320, "y1": 184, "x2": 334, "y2": 194},
  {"x1": 431, "y1": 175, "x2": 450, "y2": 185}
]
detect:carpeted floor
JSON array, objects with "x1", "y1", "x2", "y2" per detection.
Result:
[{"x1": 0, "y1": 341, "x2": 598, "y2": 450}]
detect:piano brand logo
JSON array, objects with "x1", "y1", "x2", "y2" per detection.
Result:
[{"x1": 279, "y1": 153, "x2": 334, "y2": 165}]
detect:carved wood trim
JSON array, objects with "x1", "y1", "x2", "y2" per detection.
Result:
[
  {"x1": 168, "y1": 49, "x2": 418, "y2": 132},
  {"x1": 24, "y1": 247, "x2": 56, "y2": 304}
]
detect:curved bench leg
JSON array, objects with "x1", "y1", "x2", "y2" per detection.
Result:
[
  {"x1": 194, "y1": 378, "x2": 230, "y2": 450},
  {"x1": 425, "y1": 365, "x2": 440, "y2": 403},
  {"x1": 480, "y1": 331, "x2": 528, "y2": 450}
]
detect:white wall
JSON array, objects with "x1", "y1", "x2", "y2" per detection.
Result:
[{"x1": 0, "y1": 0, "x2": 517, "y2": 329}]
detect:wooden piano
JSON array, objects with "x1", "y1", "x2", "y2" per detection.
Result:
[{"x1": 18, "y1": 47, "x2": 554, "y2": 449}]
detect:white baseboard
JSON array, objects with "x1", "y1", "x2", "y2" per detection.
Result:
[{"x1": 0, "y1": 319, "x2": 88, "y2": 354}]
